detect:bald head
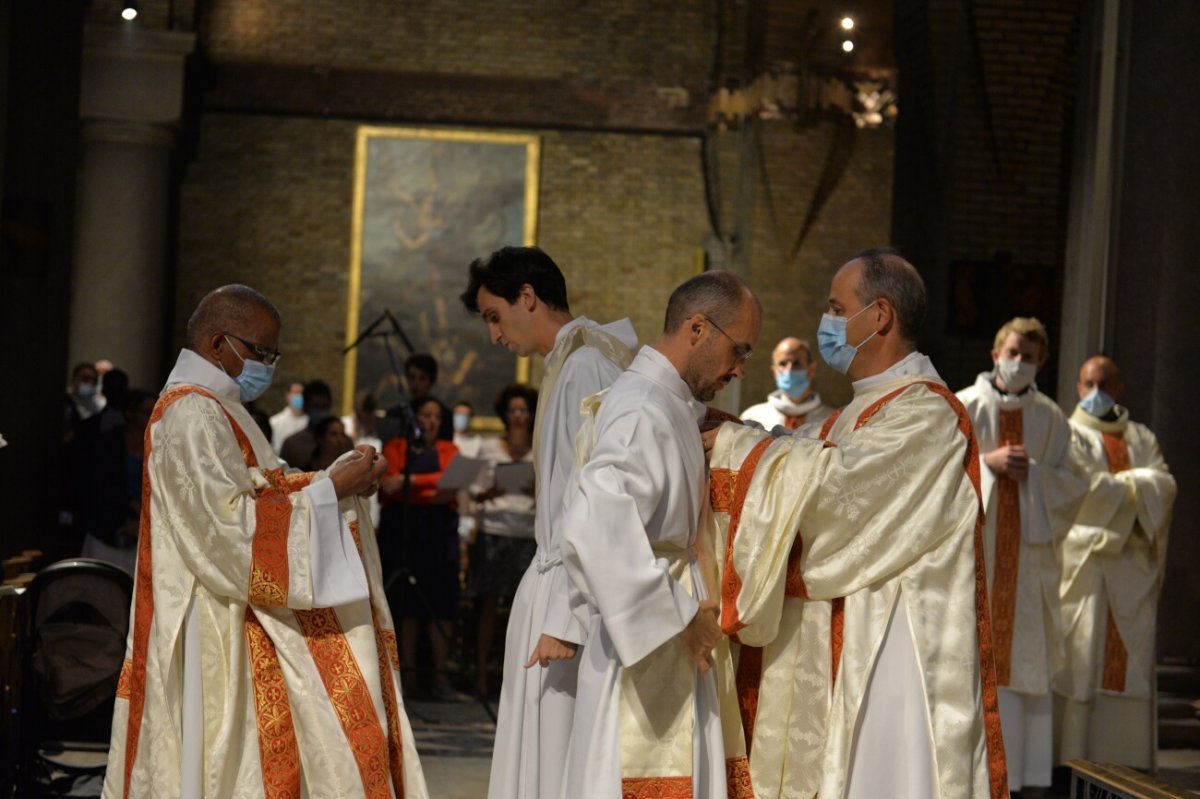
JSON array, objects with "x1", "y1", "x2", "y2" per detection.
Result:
[
  {"x1": 1077, "y1": 355, "x2": 1124, "y2": 401},
  {"x1": 186, "y1": 285, "x2": 281, "y2": 352}
]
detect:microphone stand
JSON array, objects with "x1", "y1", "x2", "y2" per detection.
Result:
[{"x1": 345, "y1": 310, "x2": 496, "y2": 722}]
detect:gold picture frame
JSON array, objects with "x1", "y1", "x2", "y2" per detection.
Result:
[{"x1": 343, "y1": 126, "x2": 539, "y2": 429}]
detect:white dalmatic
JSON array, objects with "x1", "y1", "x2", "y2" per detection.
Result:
[
  {"x1": 956, "y1": 373, "x2": 1088, "y2": 789},
  {"x1": 487, "y1": 316, "x2": 635, "y2": 799},
  {"x1": 561, "y1": 346, "x2": 728, "y2": 799},
  {"x1": 1056, "y1": 405, "x2": 1176, "y2": 769}
]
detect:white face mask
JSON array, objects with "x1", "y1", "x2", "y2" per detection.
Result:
[{"x1": 995, "y1": 357, "x2": 1036, "y2": 393}]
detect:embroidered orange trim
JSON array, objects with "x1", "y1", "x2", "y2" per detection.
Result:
[
  {"x1": 919, "y1": 381, "x2": 1008, "y2": 799},
  {"x1": 783, "y1": 535, "x2": 807, "y2": 599},
  {"x1": 116, "y1": 659, "x2": 132, "y2": 699},
  {"x1": 719, "y1": 437, "x2": 774, "y2": 635},
  {"x1": 1101, "y1": 608, "x2": 1128, "y2": 693},
  {"x1": 818, "y1": 408, "x2": 843, "y2": 440},
  {"x1": 709, "y1": 468, "x2": 736, "y2": 514},
  {"x1": 989, "y1": 408, "x2": 1023, "y2": 687},
  {"x1": 1101, "y1": 432, "x2": 1131, "y2": 474},
  {"x1": 621, "y1": 775, "x2": 693, "y2": 798},
  {"x1": 783, "y1": 413, "x2": 806, "y2": 430},
  {"x1": 725, "y1": 755, "x2": 755, "y2": 799},
  {"x1": 245, "y1": 608, "x2": 302, "y2": 799},
  {"x1": 250, "y1": 490, "x2": 293, "y2": 607},
  {"x1": 295, "y1": 607, "x2": 392, "y2": 799},
  {"x1": 735, "y1": 644, "x2": 764, "y2": 753}
]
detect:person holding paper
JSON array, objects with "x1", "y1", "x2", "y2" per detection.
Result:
[
  {"x1": 380, "y1": 396, "x2": 463, "y2": 700},
  {"x1": 468, "y1": 384, "x2": 539, "y2": 698}
]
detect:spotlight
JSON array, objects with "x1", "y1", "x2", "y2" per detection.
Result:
[
  {"x1": 842, "y1": 39, "x2": 855, "y2": 53},
  {"x1": 121, "y1": 0, "x2": 138, "y2": 21},
  {"x1": 840, "y1": 16, "x2": 856, "y2": 31}
]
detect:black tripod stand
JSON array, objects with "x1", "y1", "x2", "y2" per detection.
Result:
[{"x1": 344, "y1": 310, "x2": 497, "y2": 723}]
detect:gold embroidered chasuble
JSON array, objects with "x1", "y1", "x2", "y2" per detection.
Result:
[
  {"x1": 1056, "y1": 406, "x2": 1175, "y2": 764},
  {"x1": 103, "y1": 362, "x2": 427, "y2": 799},
  {"x1": 710, "y1": 374, "x2": 1008, "y2": 799}
]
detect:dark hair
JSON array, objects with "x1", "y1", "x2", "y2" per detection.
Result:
[
  {"x1": 311, "y1": 414, "x2": 344, "y2": 441},
  {"x1": 404, "y1": 353, "x2": 438, "y2": 383},
  {"x1": 453, "y1": 400, "x2": 473, "y2": 412},
  {"x1": 460, "y1": 246, "x2": 570, "y2": 314},
  {"x1": 493, "y1": 384, "x2": 539, "y2": 430},
  {"x1": 662, "y1": 270, "x2": 757, "y2": 333},
  {"x1": 186, "y1": 284, "x2": 280, "y2": 351},
  {"x1": 100, "y1": 368, "x2": 130, "y2": 406},
  {"x1": 71, "y1": 362, "x2": 97, "y2": 379},
  {"x1": 303, "y1": 379, "x2": 332, "y2": 405},
  {"x1": 851, "y1": 247, "x2": 927, "y2": 344}
]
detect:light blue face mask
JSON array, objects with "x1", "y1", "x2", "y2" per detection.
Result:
[
  {"x1": 817, "y1": 301, "x2": 879, "y2": 375},
  {"x1": 1078, "y1": 387, "x2": 1115, "y2": 418},
  {"x1": 775, "y1": 368, "x2": 810, "y2": 398},
  {"x1": 223, "y1": 335, "x2": 276, "y2": 403},
  {"x1": 289, "y1": 393, "x2": 304, "y2": 412},
  {"x1": 452, "y1": 412, "x2": 471, "y2": 433}
]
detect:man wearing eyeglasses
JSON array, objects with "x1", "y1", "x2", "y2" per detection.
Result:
[
  {"x1": 705, "y1": 249, "x2": 1008, "y2": 798},
  {"x1": 104, "y1": 284, "x2": 430, "y2": 799},
  {"x1": 559, "y1": 270, "x2": 761, "y2": 798},
  {"x1": 739, "y1": 336, "x2": 834, "y2": 432}
]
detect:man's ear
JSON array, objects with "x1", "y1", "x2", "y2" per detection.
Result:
[
  {"x1": 520, "y1": 283, "x2": 537, "y2": 312},
  {"x1": 689, "y1": 314, "x2": 706, "y2": 345},
  {"x1": 875, "y1": 299, "x2": 897, "y2": 335}
]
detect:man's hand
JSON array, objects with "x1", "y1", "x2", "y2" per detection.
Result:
[
  {"x1": 329, "y1": 446, "x2": 388, "y2": 499},
  {"x1": 701, "y1": 426, "x2": 722, "y2": 459},
  {"x1": 984, "y1": 444, "x2": 1029, "y2": 481},
  {"x1": 524, "y1": 634, "x2": 579, "y2": 668},
  {"x1": 677, "y1": 600, "x2": 722, "y2": 674}
]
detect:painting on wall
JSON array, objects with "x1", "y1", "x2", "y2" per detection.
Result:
[{"x1": 344, "y1": 126, "x2": 539, "y2": 427}]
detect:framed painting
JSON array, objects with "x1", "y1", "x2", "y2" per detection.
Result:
[{"x1": 343, "y1": 126, "x2": 539, "y2": 427}]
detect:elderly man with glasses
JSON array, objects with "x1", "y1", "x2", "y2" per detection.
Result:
[{"x1": 103, "y1": 284, "x2": 429, "y2": 799}]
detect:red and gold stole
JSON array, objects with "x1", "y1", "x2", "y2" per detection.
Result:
[
  {"x1": 990, "y1": 408, "x2": 1023, "y2": 687},
  {"x1": 1100, "y1": 432, "x2": 1132, "y2": 693}
]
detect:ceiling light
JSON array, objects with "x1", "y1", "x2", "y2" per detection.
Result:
[
  {"x1": 121, "y1": 0, "x2": 138, "y2": 21},
  {"x1": 841, "y1": 17, "x2": 856, "y2": 31},
  {"x1": 842, "y1": 40, "x2": 855, "y2": 53}
]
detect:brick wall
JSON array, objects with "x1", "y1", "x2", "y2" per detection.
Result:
[{"x1": 169, "y1": 1, "x2": 894, "y2": 414}]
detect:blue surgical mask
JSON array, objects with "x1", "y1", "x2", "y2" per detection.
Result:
[
  {"x1": 1078, "y1": 388, "x2": 1115, "y2": 418},
  {"x1": 289, "y1": 394, "x2": 304, "y2": 412},
  {"x1": 817, "y1": 302, "x2": 879, "y2": 375},
  {"x1": 453, "y1": 412, "x2": 471, "y2": 433},
  {"x1": 222, "y1": 335, "x2": 276, "y2": 402},
  {"x1": 76, "y1": 382, "x2": 97, "y2": 399},
  {"x1": 775, "y1": 368, "x2": 810, "y2": 398}
]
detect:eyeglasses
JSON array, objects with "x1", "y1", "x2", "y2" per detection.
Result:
[
  {"x1": 223, "y1": 332, "x2": 282, "y2": 366},
  {"x1": 704, "y1": 317, "x2": 753, "y2": 364}
]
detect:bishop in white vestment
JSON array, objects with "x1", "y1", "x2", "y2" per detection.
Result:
[
  {"x1": 1056, "y1": 356, "x2": 1176, "y2": 769},
  {"x1": 104, "y1": 286, "x2": 427, "y2": 799}
]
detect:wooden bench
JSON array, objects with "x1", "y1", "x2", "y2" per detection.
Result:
[{"x1": 1068, "y1": 760, "x2": 1194, "y2": 798}]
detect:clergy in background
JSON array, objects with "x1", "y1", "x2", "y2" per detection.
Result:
[
  {"x1": 739, "y1": 336, "x2": 834, "y2": 431},
  {"x1": 708, "y1": 249, "x2": 1008, "y2": 798},
  {"x1": 460, "y1": 246, "x2": 636, "y2": 799},
  {"x1": 1056, "y1": 355, "x2": 1176, "y2": 769},
  {"x1": 104, "y1": 285, "x2": 428, "y2": 799},
  {"x1": 957, "y1": 317, "x2": 1089, "y2": 793},
  {"x1": 560, "y1": 271, "x2": 762, "y2": 798}
]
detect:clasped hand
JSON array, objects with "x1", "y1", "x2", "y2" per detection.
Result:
[
  {"x1": 329, "y1": 444, "x2": 389, "y2": 499},
  {"x1": 984, "y1": 444, "x2": 1029, "y2": 481},
  {"x1": 678, "y1": 600, "x2": 722, "y2": 674}
]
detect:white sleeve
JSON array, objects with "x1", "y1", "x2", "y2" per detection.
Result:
[{"x1": 305, "y1": 477, "x2": 370, "y2": 607}]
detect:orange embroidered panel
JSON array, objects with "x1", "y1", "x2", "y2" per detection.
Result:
[
  {"x1": 1101, "y1": 608, "x2": 1128, "y2": 693},
  {"x1": 374, "y1": 625, "x2": 406, "y2": 798},
  {"x1": 725, "y1": 756, "x2": 755, "y2": 799},
  {"x1": 116, "y1": 659, "x2": 133, "y2": 699},
  {"x1": 819, "y1": 408, "x2": 843, "y2": 439},
  {"x1": 918, "y1": 381, "x2": 1009, "y2": 799},
  {"x1": 735, "y1": 645, "x2": 764, "y2": 754},
  {"x1": 1101, "y1": 432, "x2": 1131, "y2": 475},
  {"x1": 719, "y1": 438, "x2": 774, "y2": 635},
  {"x1": 783, "y1": 535, "x2": 807, "y2": 599},
  {"x1": 295, "y1": 607, "x2": 392, "y2": 799},
  {"x1": 250, "y1": 491, "x2": 293, "y2": 607},
  {"x1": 990, "y1": 408, "x2": 1023, "y2": 687},
  {"x1": 621, "y1": 776, "x2": 693, "y2": 798},
  {"x1": 709, "y1": 468, "x2": 736, "y2": 514},
  {"x1": 245, "y1": 608, "x2": 302, "y2": 799}
]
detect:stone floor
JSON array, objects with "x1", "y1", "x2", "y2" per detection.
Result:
[{"x1": 408, "y1": 693, "x2": 1200, "y2": 798}]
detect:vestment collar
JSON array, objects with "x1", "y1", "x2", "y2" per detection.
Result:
[
  {"x1": 767, "y1": 389, "x2": 824, "y2": 417},
  {"x1": 971, "y1": 370, "x2": 1040, "y2": 411},
  {"x1": 1070, "y1": 403, "x2": 1130, "y2": 434},
  {"x1": 852, "y1": 351, "x2": 942, "y2": 396},
  {"x1": 164, "y1": 348, "x2": 241, "y2": 401},
  {"x1": 633, "y1": 346, "x2": 706, "y2": 422}
]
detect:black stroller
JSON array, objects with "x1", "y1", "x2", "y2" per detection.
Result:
[{"x1": 14, "y1": 559, "x2": 133, "y2": 798}]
